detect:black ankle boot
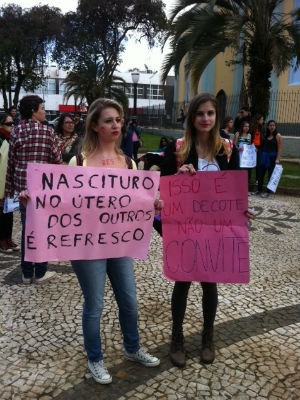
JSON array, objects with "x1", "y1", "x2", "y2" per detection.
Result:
[
  {"x1": 200, "y1": 328, "x2": 215, "y2": 364},
  {"x1": 169, "y1": 333, "x2": 186, "y2": 368}
]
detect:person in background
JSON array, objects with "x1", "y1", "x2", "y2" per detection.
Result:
[
  {"x1": 69, "y1": 98, "x2": 162, "y2": 385},
  {"x1": 234, "y1": 107, "x2": 251, "y2": 132},
  {"x1": 0, "y1": 113, "x2": 19, "y2": 253},
  {"x1": 8, "y1": 105, "x2": 20, "y2": 126},
  {"x1": 220, "y1": 116, "x2": 233, "y2": 140},
  {"x1": 233, "y1": 110, "x2": 242, "y2": 132},
  {"x1": 256, "y1": 120, "x2": 282, "y2": 198},
  {"x1": 177, "y1": 108, "x2": 186, "y2": 128},
  {"x1": 220, "y1": 116, "x2": 234, "y2": 160},
  {"x1": 56, "y1": 113, "x2": 82, "y2": 164},
  {"x1": 121, "y1": 118, "x2": 134, "y2": 158},
  {"x1": 233, "y1": 120, "x2": 253, "y2": 189},
  {"x1": 159, "y1": 93, "x2": 254, "y2": 368},
  {"x1": 139, "y1": 136, "x2": 171, "y2": 171},
  {"x1": 73, "y1": 112, "x2": 85, "y2": 136},
  {"x1": 156, "y1": 136, "x2": 169, "y2": 153},
  {"x1": 5, "y1": 95, "x2": 62, "y2": 284},
  {"x1": 121, "y1": 117, "x2": 142, "y2": 162},
  {"x1": 130, "y1": 117, "x2": 142, "y2": 162},
  {"x1": 251, "y1": 114, "x2": 265, "y2": 187}
]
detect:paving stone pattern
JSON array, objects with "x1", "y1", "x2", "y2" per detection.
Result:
[{"x1": 0, "y1": 194, "x2": 299, "y2": 399}]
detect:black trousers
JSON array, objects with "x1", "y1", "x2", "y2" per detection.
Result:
[{"x1": 0, "y1": 208, "x2": 13, "y2": 240}]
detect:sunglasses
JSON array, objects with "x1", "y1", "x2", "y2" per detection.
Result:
[{"x1": 3, "y1": 122, "x2": 14, "y2": 126}]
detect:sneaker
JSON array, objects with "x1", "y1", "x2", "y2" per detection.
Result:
[
  {"x1": 251, "y1": 191, "x2": 261, "y2": 196},
  {"x1": 261, "y1": 192, "x2": 270, "y2": 198},
  {"x1": 22, "y1": 274, "x2": 33, "y2": 284},
  {"x1": 7, "y1": 239, "x2": 20, "y2": 251},
  {"x1": 125, "y1": 348, "x2": 160, "y2": 367},
  {"x1": 35, "y1": 271, "x2": 57, "y2": 284},
  {"x1": 87, "y1": 360, "x2": 112, "y2": 384},
  {"x1": 0, "y1": 239, "x2": 13, "y2": 253}
]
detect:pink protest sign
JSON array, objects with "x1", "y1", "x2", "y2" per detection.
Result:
[
  {"x1": 160, "y1": 171, "x2": 250, "y2": 283},
  {"x1": 25, "y1": 163, "x2": 160, "y2": 262}
]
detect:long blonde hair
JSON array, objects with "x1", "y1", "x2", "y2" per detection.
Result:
[
  {"x1": 82, "y1": 98, "x2": 124, "y2": 157},
  {"x1": 177, "y1": 93, "x2": 227, "y2": 163}
]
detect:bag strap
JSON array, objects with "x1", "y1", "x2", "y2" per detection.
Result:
[
  {"x1": 125, "y1": 155, "x2": 133, "y2": 169},
  {"x1": 76, "y1": 153, "x2": 84, "y2": 166}
]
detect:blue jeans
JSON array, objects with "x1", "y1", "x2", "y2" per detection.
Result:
[
  {"x1": 20, "y1": 204, "x2": 47, "y2": 279},
  {"x1": 72, "y1": 257, "x2": 140, "y2": 362}
]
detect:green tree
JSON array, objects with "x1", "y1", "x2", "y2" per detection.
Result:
[
  {"x1": 54, "y1": 0, "x2": 167, "y2": 106},
  {"x1": 0, "y1": 4, "x2": 62, "y2": 110},
  {"x1": 64, "y1": 70, "x2": 129, "y2": 113},
  {"x1": 162, "y1": 0, "x2": 300, "y2": 117}
]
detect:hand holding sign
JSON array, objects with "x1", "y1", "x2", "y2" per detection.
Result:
[
  {"x1": 25, "y1": 163, "x2": 160, "y2": 262},
  {"x1": 160, "y1": 170, "x2": 250, "y2": 284}
]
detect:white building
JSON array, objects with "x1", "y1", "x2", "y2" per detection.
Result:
[{"x1": 1, "y1": 66, "x2": 169, "y2": 115}]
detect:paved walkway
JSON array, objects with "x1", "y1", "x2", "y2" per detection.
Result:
[{"x1": 0, "y1": 193, "x2": 299, "y2": 399}]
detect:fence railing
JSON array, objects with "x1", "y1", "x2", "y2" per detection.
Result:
[{"x1": 138, "y1": 91, "x2": 300, "y2": 136}]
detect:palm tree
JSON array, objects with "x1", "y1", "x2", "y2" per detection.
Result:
[
  {"x1": 162, "y1": 0, "x2": 300, "y2": 117},
  {"x1": 63, "y1": 66, "x2": 129, "y2": 112}
]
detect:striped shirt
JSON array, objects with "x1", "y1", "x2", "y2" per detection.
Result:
[{"x1": 5, "y1": 120, "x2": 62, "y2": 196}]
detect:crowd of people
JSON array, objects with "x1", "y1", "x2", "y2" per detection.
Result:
[
  {"x1": 2, "y1": 91, "x2": 280, "y2": 385},
  {"x1": 223, "y1": 107, "x2": 282, "y2": 196}
]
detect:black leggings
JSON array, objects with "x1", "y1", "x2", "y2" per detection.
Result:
[
  {"x1": 153, "y1": 218, "x2": 218, "y2": 336},
  {"x1": 171, "y1": 281, "x2": 218, "y2": 337}
]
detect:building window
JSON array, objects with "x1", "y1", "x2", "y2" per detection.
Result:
[
  {"x1": 147, "y1": 85, "x2": 164, "y2": 99},
  {"x1": 127, "y1": 84, "x2": 143, "y2": 98},
  {"x1": 59, "y1": 80, "x2": 65, "y2": 95},
  {"x1": 47, "y1": 79, "x2": 56, "y2": 94}
]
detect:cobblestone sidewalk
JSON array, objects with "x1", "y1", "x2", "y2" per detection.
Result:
[{"x1": 0, "y1": 194, "x2": 299, "y2": 399}]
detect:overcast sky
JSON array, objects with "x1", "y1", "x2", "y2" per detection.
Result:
[{"x1": 0, "y1": 0, "x2": 175, "y2": 73}]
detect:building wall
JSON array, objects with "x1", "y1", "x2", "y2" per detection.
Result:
[
  {"x1": 173, "y1": 0, "x2": 300, "y2": 125},
  {"x1": 0, "y1": 67, "x2": 173, "y2": 114}
]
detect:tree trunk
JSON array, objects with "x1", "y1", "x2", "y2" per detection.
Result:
[{"x1": 247, "y1": 39, "x2": 272, "y2": 118}]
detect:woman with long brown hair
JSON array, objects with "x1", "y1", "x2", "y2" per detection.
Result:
[{"x1": 159, "y1": 93, "x2": 253, "y2": 368}]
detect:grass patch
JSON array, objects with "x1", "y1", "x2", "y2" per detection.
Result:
[
  {"x1": 140, "y1": 132, "x2": 300, "y2": 190},
  {"x1": 280, "y1": 161, "x2": 300, "y2": 188},
  {"x1": 249, "y1": 161, "x2": 300, "y2": 189},
  {"x1": 139, "y1": 132, "x2": 171, "y2": 153}
]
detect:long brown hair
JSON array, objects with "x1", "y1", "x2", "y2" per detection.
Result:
[
  {"x1": 82, "y1": 98, "x2": 124, "y2": 157},
  {"x1": 177, "y1": 93, "x2": 226, "y2": 163}
]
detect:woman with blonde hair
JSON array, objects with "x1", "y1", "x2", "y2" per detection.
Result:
[
  {"x1": 159, "y1": 93, "x2": 253, "y2": 368},
  {"x1": 69, "y1": 98, "x2": 162, "y2": 385}
]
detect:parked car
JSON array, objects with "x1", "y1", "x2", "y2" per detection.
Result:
[{"x1": 47, "y1": 116, "x2": 60, "y2": 130}]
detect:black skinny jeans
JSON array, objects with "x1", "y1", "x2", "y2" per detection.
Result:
[
  {"x1": 0, "y1": 208, "x2": 13, "y2": 240},
  {"x1": 153, "y1": 219, "x2": 218, "y2": 337},
  {"x1": 171, "y1": 281, "x2": 218, "y2": 337}
]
